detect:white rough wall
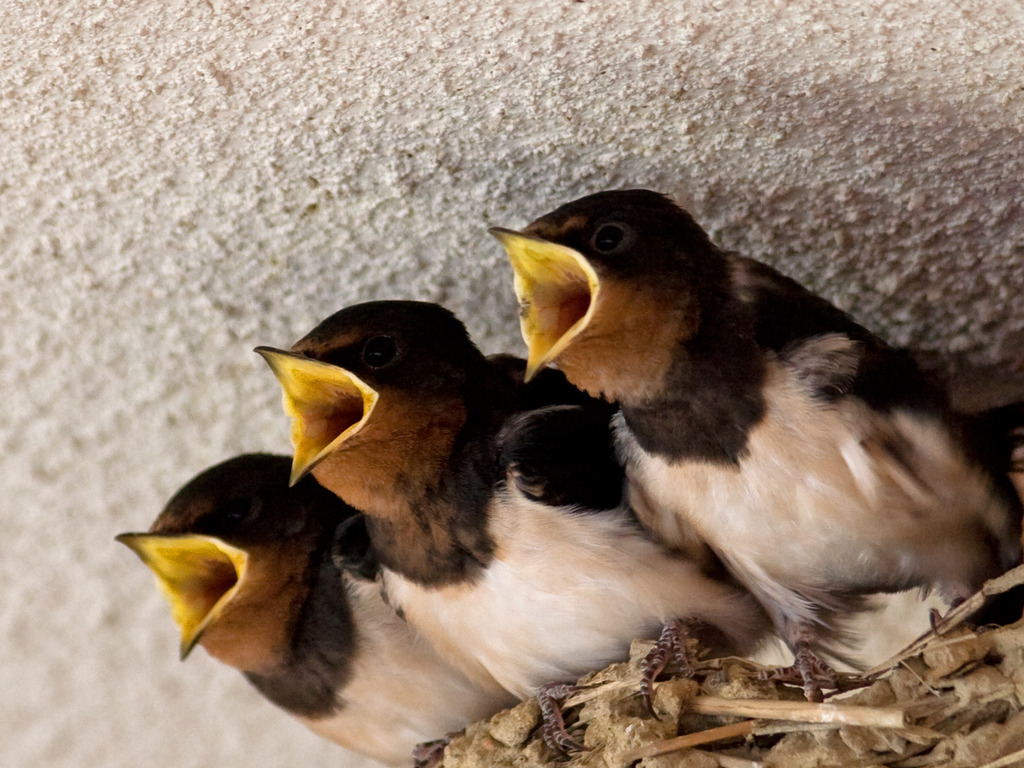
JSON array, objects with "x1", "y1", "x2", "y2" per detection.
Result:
[{"x1": 2, "y1": 1, "x2": 1022, "y2": 766}]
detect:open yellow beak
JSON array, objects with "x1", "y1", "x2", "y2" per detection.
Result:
[
  {"x1": 116, "y1": 533, "x2": 249, "y2": 660},
  {"x1": 255, "y1": 347, "x2": 379, "y2": 486},
  {"x1": 490, "y1": 228, "x2": 600, "y2": 380}
]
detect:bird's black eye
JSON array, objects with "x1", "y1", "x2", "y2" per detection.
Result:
[
  {"x1": 362, "y1": 335, "x2": 397, "y2": 368},
  {"x1": 207, "y1": 496, "x2": 259, "y2": 530},
  {"x1": 592, "y1": 223, "x2": 626, "y2": 253}
]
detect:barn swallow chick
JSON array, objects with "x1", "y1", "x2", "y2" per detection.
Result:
[
  {"x1": 256, "y1": 301, "x2": 770, "y2": 747},
  {"x1": 492, "y1": 190, "x2": 1023, "y2": 699},
  {"x1": 116, "y1": 454, "x2": 513, "y2": 767}
]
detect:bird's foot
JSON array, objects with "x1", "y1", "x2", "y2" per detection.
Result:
[
  {"x1": 763, "y1": 641, "x2": 839, "y2": 702},
  {"x1": 537, "y1": 682, "x2": 586, "y2": 756},
  {"x1": 640, "y1": 619, "x2": 700, "y2": 711},
  {"x1": 412, "y1": 735, "x2": 451, "y2": 768}
]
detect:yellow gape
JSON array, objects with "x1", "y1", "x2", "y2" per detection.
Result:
[
  {"x1": 490, "y1": 228, "x2": 600, "y2": 380},
  {"x1": 256, "y1": 347, "x2": 380, "y2": 485},
  {"x1": 115, "y1": 533, "x2": 249, "y2": 659}
]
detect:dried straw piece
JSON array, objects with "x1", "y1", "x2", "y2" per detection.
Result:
[
  {"x1": 615, "y1": 720, "x2": 758, "y2": 763},
  {"x1": 611, "y1": 699, "x2": 912, "y2": 764},
  {"x1": 564, "y1": 678, "x2": 639, "y2": 708},
  {"x1": 690, "y1": 697, "x2": 907, "y2": 728}
]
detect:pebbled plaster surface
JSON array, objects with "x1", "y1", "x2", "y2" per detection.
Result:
[{"x1": 1, "y1": 1, "x2": 1022, "y2": 766}]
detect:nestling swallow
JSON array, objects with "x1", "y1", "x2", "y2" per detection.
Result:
[
  {"x1": 256, "y1": 301, "x2": 770, "y2": 724},
  {"x1": 492, "y1": 190, "x2": 1023, "y2": 699},
  {"x1": 116, "y1": 454, "x2": 513, "y2": 767}
]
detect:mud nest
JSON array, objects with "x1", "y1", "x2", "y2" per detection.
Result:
[{"x1": 438, "y1": 565, "x2": 1024, "y2": 768}]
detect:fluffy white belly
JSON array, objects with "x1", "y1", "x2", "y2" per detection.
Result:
[
  {"x1": 620, "y1": 364, "x2": 1010, "y2": 626},
  {"x1": 382, "y1": 491, "x2": 763, "y2": 699},
  {"x1": 298, "y1": 579, "x2": 513, "y2": 767}
]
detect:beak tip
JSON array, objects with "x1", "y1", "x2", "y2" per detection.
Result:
[
  {"x1": 289, "y1": 465, "x2": 307, "y2": 487},
  {"x1": 489, "y1": 226, "x2": 514, "y2": 244},
  {"x1": 115, "y1": 533, "x2": 141, "y2": 554}
]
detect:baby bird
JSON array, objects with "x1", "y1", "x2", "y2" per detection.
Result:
[
  {"x1": 257, "y1": 301, "x2": 770, "y2": 746},
  {"x1": 492, "y1": 190, "x2": 1023, "y2": 699},
  {"x1": 117, "y1": 454, "x2": 514, "y2": 767}
]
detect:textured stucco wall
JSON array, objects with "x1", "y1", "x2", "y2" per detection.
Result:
[{"x1": 2, "y1": 1, "x2": 1023, "y2": 767}]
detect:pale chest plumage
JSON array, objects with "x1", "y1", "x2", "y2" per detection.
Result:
[
  {"x1": 381, "y1": 489, "x2": 765, "y2": 700},
  {"x1": 619, "y1": 360, "x2": 1015, "y2": 628},
  {"x1": 297, "y1": 578, "x2": 513, "y2": 767}
]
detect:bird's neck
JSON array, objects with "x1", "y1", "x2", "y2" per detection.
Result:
[
  {"x1": 554, "y1": 275, "x2": 697, "y2": 405},
  {"x1": 198, "y1": 539, "x2": 312, "y2": 674},
  {"x1": 243, "y1": 542, "x2": 356, "y2": 717},
  {"x1": 314, "y1": 398, "x2": 499, "y2": 586},
  {"x1": 620, "y1": 290, "x2": 768, "y2": 465},
  {"x1": 364, "y1": 498, "x2": 493, "y2": 585}
]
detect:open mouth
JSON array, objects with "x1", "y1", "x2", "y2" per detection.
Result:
[
  {"x1": 116, "y1": 533, "x2": 248, "y2": 659},
  {"x1": 490, "y1": 228, "x2": 599, "y2": 379},
  {"x1": 256, "y1": 347, "x2": 379, "y2": 485}
]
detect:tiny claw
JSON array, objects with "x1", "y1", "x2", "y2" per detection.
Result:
[
  {"x1": 640, "y1": 646, "x2": 671, "y2": 711},
  {"x1": 412, "y1": 736, "x2": 450, "y2": 768},
  {"x1": 762, "y1": 641, "x2": 839, "y2": 702},
  {"x1": 803, "y1": 676, "x2": 825, "y2": 703},
  {"x1": 640, "y1": 619, "x2": 698, "y2": 712},
  {"x1": 537, "y1": 682, "x2": 586, "y2": 756}
]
